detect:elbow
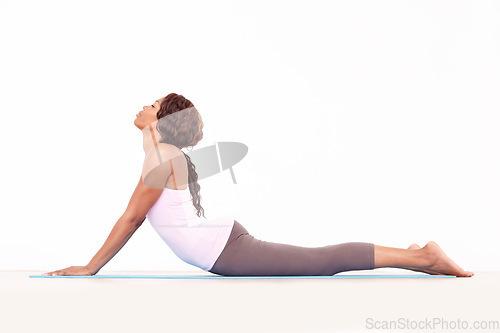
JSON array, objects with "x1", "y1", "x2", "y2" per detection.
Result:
[
  {"x1": 122, "y1": 214, "x2": 147, "y2": 227},
  {"x1": 136, "y1": 216, "x2": 147, "y2": 226}
]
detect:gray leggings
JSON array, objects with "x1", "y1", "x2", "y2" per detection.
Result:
[{"x1": 208, "y1": 220, "x2": 375, "y2": 276}]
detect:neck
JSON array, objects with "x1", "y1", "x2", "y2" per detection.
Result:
[{"x1": 141, "y1": 120, "x2": 162, "y2": 154}]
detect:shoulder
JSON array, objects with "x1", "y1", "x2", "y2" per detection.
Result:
[
  {"x1": 157, "y1": 143, "x2": 185, "y2": 161},
  {"x1": 144, "y1": 143, "x2": 186, "y2": 170},
  {"x1": 146, "y1": 143, "x2": 180, "y2": 157},
  {"x1": 156, "y1": 143, "x2": 184, "y2": 155}
]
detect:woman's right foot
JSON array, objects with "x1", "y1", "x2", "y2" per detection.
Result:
[{"x1": 401, "y1": 241, "x2": 474, "y2": 277}]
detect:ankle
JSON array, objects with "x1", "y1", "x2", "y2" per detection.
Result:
[{"x1": 417, "y1": 246, "x2": 435, "y2": 268}]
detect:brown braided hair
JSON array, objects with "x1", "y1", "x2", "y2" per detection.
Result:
[{"x1": 155, "y1": 93, "x2": 206, "y2": 218}]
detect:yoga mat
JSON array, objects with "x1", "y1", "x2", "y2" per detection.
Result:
[{"x1": 29, "y1": 274, "x2": 455, "y2": 279}]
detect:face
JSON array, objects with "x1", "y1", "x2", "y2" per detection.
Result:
[{"x1": 134, "y1": 96, "x2": 166, "y2": 130}]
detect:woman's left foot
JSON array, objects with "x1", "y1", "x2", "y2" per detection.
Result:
[
  {"x1": 401, "y1": 242, "x2": 474, "y2": 277},
  {"x1": 421, "y1": 241, "x2": 474, "y2": 277},
  {"x1": 401, "y1": 243, "x2": 446, "y2": 275}
]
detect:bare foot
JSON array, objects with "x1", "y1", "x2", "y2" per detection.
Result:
[
  {"x1": 402, "y1": 243, "x2": 450, "y2": 275},
  {"x1": 401, "y1": 243, "x2": 445, "y2": 275},
  {"x1": 401, "y1": 241, "x2": 474, "y2": 277},
  {"x1": 423, "y1": 241, "x2": 474, "y2": 277}
]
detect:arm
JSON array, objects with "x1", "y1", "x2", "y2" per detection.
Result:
[
  {"x1": 85, "y1": 176, "x2": 167, "y2": 275},
  {"x1": 85, "y1": 215, "x2": 145, "y2": 275},
  {"x1": 45, "y1": 145, "x2": 176, "y2": 276},
  {"x1": 85, "y1": 146, "x2": 176, "y2": 275}
]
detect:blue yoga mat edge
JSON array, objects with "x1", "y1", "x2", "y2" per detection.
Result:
[{"x1": 29, "y1": 274, "x2": 455, "y2": 279}]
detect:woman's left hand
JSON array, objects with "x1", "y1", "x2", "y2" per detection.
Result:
[{"x1": 42, "y1": 266, "x2": 94, "y2": 276}]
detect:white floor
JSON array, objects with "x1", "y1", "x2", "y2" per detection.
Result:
[{"x1": 1, "y1": 270, "x2": 498, "y2": 333}]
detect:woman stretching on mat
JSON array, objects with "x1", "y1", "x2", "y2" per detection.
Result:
[{"x1": 43, "y1": 93, "x2": 474, "y2": 278}]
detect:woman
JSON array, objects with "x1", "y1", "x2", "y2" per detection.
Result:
[{"x1": 43, "y1": 93, "x2": 474, "y2": 278}]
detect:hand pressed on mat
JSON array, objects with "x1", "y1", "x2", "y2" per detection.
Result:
[{"x1": 42, "y1": 266, "x2": 94, "y2": 276}]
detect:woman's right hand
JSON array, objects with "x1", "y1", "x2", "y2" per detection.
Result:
[{"x1": 42, "y1": 265, "x2": 95, "y2": 276}]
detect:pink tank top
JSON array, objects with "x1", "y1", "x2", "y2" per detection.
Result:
[{"x1": 146, "y1": 187, "x2": 235, "y2": 271}]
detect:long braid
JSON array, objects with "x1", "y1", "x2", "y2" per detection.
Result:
[
  {"x1": 183, "y1": 151, "x2": 205, "y2": 218},
  {"x1": 156, "y1": 92, "x2": 206, "y2": 218}
]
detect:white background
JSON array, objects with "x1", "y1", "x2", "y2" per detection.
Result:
[{"x1": 0, "y1": 0, "x2": 498, "y2": 272}]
